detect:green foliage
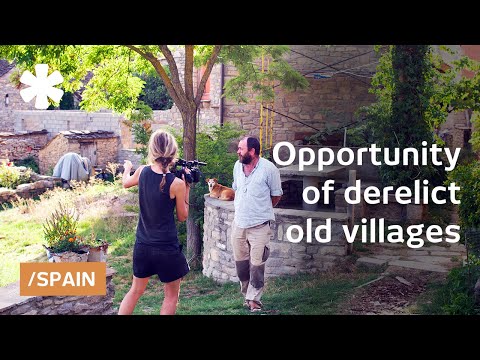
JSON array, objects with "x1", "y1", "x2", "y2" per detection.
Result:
[
  {"x1": 125, "y1": 101, "x2": 154, "y2": 162},
  {"x1": 0, "y1": 162, "x2": 32, "y2": 189},
  {"x1": 0, "y1": 45, "x2": 308, "y2": 116},
  {"x1": 0, "y1": 44, "x2": 310, "y2": 258},
  {"x1": 172, "y1": 123, "x2": 245, "y2": 225},
  {"x1": 221, "y1": 45, "x2": 309, "y2": 103},
  {"x1": 305, "y1": 123, "x2": 339, "y2": 145},
  {"x1": 369, "y1": 46, "x2": 436, "y2": 188},
  {"x1": 470, "y1": 111, "x2": 480, "y2": 153},
  {"x1": 448, "y1": 162, "x2": 480, "y2": 231},
  {"x1": 59, "y1": 91, "x2": 76, "y2": 110},
  {"x1": 42, "y1": 203, "x2": 82, "y2": 253},
  {"x1": 439, "y1": 265, "x2": 480, "y2": 315},
  {"x1": 138, "y1": 70, "x2": 173, "y2": 110},
  {"x1": 362, "y1": 45, "x2": 478, "y2": 189},
  {"x1": 346, "y1": 122, "x2": 375, "y2": 147},
  {"x1": 0, "y1": 162, "x2": 20, "y2": 188},
  {"x1": 15, "y1": 156, "x2": 39, "y2": 174}
]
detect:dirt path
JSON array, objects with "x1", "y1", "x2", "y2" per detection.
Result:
[{"x1": 338, "y1": 266, "x2": 446, "y2": 314}]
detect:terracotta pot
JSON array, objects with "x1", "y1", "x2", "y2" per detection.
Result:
[{"x1": 87, "y1": 243, "x2": 108, "y2": 262}]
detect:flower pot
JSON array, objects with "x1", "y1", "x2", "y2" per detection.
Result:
[
  {"x1": 87, "y1": 243, "x2": 108, "y2": 262},
  {"x1": 44, "y1": 246, "x2": 89, "y2": 263}
]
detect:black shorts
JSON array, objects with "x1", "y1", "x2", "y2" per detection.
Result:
[{"x1": 133, "y1": 242, "x2": 190, "y2": 283}]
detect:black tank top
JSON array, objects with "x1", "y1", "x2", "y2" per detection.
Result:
[{"x1": 136, "y1": 167, "x2": 179, "y2": 251}]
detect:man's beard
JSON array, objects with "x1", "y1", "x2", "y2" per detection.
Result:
[{"x1": 239, "y1": 153, "x2": 252, "y2": 164}]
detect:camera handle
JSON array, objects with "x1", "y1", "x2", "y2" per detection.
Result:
[{"x1": 184, "y1": 171, "x2": 193, "y2": 184}]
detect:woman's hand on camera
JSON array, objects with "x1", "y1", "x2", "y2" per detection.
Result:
[{"x1": 182, "y1": 167, "x2": 191, "y2": 186}]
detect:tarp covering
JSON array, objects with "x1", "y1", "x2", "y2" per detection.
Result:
[{"x1": 53, "y1": 152, "x2": 93, "y2": 181}]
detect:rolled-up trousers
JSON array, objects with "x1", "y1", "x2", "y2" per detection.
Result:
[{"x1": 231, "y1": 221, "x2": 272, "y2": 303}]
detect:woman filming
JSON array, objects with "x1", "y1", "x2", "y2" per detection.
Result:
[{"x1": 118, "y1": 129, "x2": 191, "y2": 315}]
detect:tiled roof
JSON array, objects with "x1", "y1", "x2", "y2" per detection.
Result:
[
  {"x1": 0, "y1": 129, "x2": 48, "y2": 137},
  {"x1": 0, "y1": 60, "x2": 15, "y2": 77},
  {"x1": 60, "y1": 130, "x2": 117, "y2": 140}
]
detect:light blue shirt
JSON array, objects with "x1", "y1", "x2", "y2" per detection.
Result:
[{"x1": 232, "y1": 157, "x2": 283, "y2": 229}]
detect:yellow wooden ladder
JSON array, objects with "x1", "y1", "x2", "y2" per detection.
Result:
[{"x1": 259, "y1": 54, "x2": 275, "y2": 157}]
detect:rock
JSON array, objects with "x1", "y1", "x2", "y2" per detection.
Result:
[{"x1": 395, "y1": 276, "x2": 413, "y2": 286}]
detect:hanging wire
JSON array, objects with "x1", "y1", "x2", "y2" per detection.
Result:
[{"x1": 273, "y1": 48, "x2": 377, "y2": 89}]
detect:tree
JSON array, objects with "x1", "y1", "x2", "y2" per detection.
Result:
[
  {"x1": 0, "y1": 45, "x2": 308, "y2": 267},
  {"x1": 363, "y1": 45, "x2": 480, "y2": 189},
  {"x1": 138, "y1": 68, "x2": 173, "y2": 110}
]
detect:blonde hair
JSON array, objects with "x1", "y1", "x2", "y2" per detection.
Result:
[{"x1": 147, "y1": 129, "x2": 178, "y2": 192}]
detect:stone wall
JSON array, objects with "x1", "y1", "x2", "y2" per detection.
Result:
[
  {"x1": 38, "y1": 136, "x2": 69, "y2": 174},
  {"x1": 117, "y1": 149, "x2": 143, "y2": 169},
  {"x1": 439, "y1": 110, "x2": 471, "y2": 151},
  {"x1": 10, "y1": 110, "x2": 124, "y2": 140},
  {"x1": 0, "y1": 130, "x2": 49, "y2": 162},
  {"x1": 0, "y1": 268, "x2": 116, "y2": 315},
  {"x1": 202, "y1": 195, "x2": 350, "y2": 283},
  {"x1": 0, "y1": 175, "x2": 60, "y2": 204},
  {"x1": 223, "y1": 45, "x2": 378, "y2": 145},
  {"x1": 38, "y1": 136, "x2": 119, "y2": 175},
  {"x1": 93, "y1": 138, "x2": 120, "y2": 169},
  {"x1": 0, "y1": 67, "x2": 36, "y2": 114},
  {"x1": 334, "y1": 187, "x2": 427, "y2": 223},
  {"x1": 0, "y1": 111, "x2": 14, "y2": 132}
]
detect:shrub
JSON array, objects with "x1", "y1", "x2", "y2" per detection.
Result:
[
  {"x1": 15, "y1": 156, "x2": 39, "y2": 174},
  {"x1": 448, "y1": 162, "x2": 480, "y2": 238},
  {"x1": 0, "y1": 160, "x2": 33, "y2": 189},
  {"x1": 0, "y1": 161, "x2": 20, "y2": 188},
  {"x1": 440, "y1": 265, "x2": 480, "y2": 315},
  {"x1": 43, "y1": 203, "x2": 83, "y2": 253}
]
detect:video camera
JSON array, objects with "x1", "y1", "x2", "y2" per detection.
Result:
[{"x1": 174, "y1": 158, "x2": 207, "y2": 183}]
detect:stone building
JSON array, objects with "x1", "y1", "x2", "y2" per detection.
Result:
[
  {"x1": 0, "y1": 60, "x2": 37, "y2": 132},
  {"x1": 0, "y1": 129, "x2": 48, "y2": 162},
  {"x1": 38, "y1": 130, "x2": 119, "y2": 175},
  {"x1": 222, "y1": 45, "x2": 378, "y2": 148}
]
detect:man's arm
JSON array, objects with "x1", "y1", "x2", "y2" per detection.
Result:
[
  {"x1": 271, "y1": 195, "x2": 282, "y2": 207},
  {"x1": 232, "y1": 161, "x2": 238, "y2": 191},
  {"x1": 269, "y1": 165, "x2": 283, "y2": 207}
]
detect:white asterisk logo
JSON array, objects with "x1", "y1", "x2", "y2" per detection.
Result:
[{"x1": 19, "y1": 64, "x2": 64, "y2": 110}]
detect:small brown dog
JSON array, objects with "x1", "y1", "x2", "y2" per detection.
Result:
[{"x1": 206, "y1": 178, "x2": 235, "y2": 201}]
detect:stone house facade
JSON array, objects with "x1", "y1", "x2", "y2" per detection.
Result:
[
  {"x1": 222, "y1": 45, "x2": 378, "y2": 148},
  {"x1": 38, "y1": 130, "x2": 119, "y2": 174},
  {"x1": 0, "y1": 60, "x2": 36, "y2": 132}
]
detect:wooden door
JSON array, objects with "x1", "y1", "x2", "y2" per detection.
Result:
[{"x1": 79, "y1": 142, "x2": 97, "y2": 166}]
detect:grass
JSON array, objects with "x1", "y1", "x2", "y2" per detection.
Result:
[
  {"x1": 110, "y1": 268, "x2": 377, "y2": 315},
  {"x1": 0, "y1": 179, "x2": 380, "y2": 314},
  {"x1": 0, "y1": 179, "x2": 135, "y2": 286},
  {"x1": 3, "y1": 179, "x2": 469, "y2": 315},
  {"x1": 413, "y1": 264, "x2": 480, "y2": 315}
]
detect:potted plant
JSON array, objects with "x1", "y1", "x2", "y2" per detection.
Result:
[
  {"x1": 42, "y1": 204, "x2": 89, "y2": 262},
  {"x1": 82, "y1": 232, "x2": 109, "y2": 262}
]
